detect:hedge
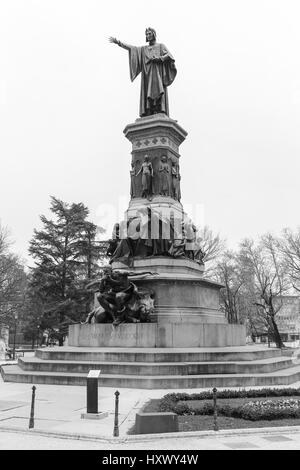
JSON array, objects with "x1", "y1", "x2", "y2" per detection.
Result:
[{"x1": 158, "y1": 388, "x2": 300, "y2": 421}]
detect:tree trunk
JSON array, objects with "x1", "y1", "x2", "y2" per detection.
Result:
[{"x1": 269, "y1": 316, "x2": 284, "y2": 349}]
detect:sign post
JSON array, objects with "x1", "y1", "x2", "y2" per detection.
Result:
[
  {"x1": 87, "y1": 369, "x2": 99, "y2": 414},
  {"x1": 81, "y1": 370, "x2": 108, "y2": 420}
]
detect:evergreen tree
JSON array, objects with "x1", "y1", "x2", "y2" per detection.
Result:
[{"x1": 28, "y1": 197, "x2": 105, "y2": 345}]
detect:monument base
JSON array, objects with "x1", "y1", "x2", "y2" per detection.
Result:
[
  {"x1": 2, "y1": 344, "x2": 299, "y2": 389},
  {"x1": 112, "y1": 257, "x2": 226, "y2": 324},
  {"x1": 69, "y1": 323, "x2": 246, "y2": 348}
]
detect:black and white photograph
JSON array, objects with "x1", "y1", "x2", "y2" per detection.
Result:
[{"x1": 1, "y1": 0, "x2": 300, "y2": 454}]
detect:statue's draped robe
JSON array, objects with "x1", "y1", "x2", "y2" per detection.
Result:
[
  {"x1": 159, "y1": 162, "x2": 170, "y2": 195},
  {"x1": 128, "y1": 43, "x2": 177, "y2": 117}
]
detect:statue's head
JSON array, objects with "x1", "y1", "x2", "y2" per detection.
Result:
[
  {"x1": 144, "y1": 155, "x2": 149, "y2": 162},
  {"x1": 161, "y1": 155, "x2": 167, "y2": 163},
  {"x1": 145, "y1": 27, "x2": 156, "y2": 43}
]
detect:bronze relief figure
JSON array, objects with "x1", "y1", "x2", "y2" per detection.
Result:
[
  {"x1": 171, "y1": 161, "x2": 181, "y2": 201},
  {"x1": 158, "y1": 155, "x2": 170, "y2": 196},
  {"x1": 135, "y1": 155, "x2": 153, "y2": 199}
]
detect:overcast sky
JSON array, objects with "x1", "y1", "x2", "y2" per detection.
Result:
[{"x1": 1, "y1": 0, "x2": 300, "y2": 262}]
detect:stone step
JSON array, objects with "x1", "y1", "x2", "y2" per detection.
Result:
[
  {"x1": 3, "y1": 363, "x2": 300, "y2": 389},
  {"x1": 35, "y1": 346, "x2": 284, "y2": 363},
  {"x1": 18, "y1": 356, "x2": 294, "y2": 375}
]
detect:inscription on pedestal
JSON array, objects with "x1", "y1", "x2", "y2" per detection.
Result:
[{"x1": 69, "y1": 323, "x2": 246, "y2": 348}]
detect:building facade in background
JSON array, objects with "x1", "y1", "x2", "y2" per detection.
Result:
[{"x1": 276, "y1": 296, "x2": 300, "y2": 344}]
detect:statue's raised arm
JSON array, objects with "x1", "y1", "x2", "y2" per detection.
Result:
[
  {"x1": 109, "y1": 28, "x2": 177, "y2": 117},
  {"x1": 109, "y1": 36, "x2": 132, "y2": 51}
]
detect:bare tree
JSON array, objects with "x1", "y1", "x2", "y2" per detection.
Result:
[
  {"x1": 239, "y1": 235, "x2": 288, "y2": 349},
  {"x1": 244, "y1": 301, "x2": 270, "y2": 342},
  {"x1": 0, "y1": 224, "x2": 26, "y2": 327},
  {"x1": 0, "y1": 225, "x2": 10, "y2": 255},
  {"x1": 197, "y1": 225, "x2": 226, "y2": 278},
  {"x1": 278, "y1": 227, "x2": 300, "y2": 293},
  {"x1": 215, "y1": 251, "x2": 247, "y2": 324}
]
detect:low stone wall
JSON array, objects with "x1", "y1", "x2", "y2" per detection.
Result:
[
  {"x1": 68, "y1": 322, "x2": 246, "y2": 348},
  {"x1": 135, "y1": 412, "x2": 178, "y2": 434}
]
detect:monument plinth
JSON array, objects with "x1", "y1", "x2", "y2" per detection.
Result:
[
  {"x1": 106, "y1": 111, "x2": 232, "y2": 329},
  {"x1": 109, "y1": 111, "x2": 231, "y2": 327},
  {"x1": 124, "y1": 113, "x2": 187, "y2": 157},
  {"x1": 124, "y1": 113, "x2": 186, "y2": 219}
]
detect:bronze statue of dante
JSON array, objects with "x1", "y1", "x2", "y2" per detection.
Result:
[{"x1": 109, "y1": 28, "x2": 177, "y2": 117}]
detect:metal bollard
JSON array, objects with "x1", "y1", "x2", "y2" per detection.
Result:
[
  {"x1": 29, "y1": 385, "x2": 36, "y2": 429},
  {"x1": 213, "y1": 387, "x2": 219, "y2": 431},
  {"x1": 113, "y1": 390, "x2": 120, "y2": 437}
]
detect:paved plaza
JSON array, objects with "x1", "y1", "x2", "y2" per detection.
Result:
[
  {"x1": 1, "y1": 428, "x2": 300, "y2": 450},
  {"x1": 1, "y1": 360, "x2": 300, "y2": 450}
]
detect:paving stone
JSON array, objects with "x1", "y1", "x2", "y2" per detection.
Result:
[
  {"x1": 262, "y1": 435, "x2": 293, "y2": 442},
  {"x1": 0, "y1": 401, "x2": 27, "y2": 412},
  {"x1": 224, "y1": 441, "x2": 260, "y2": 449},
  {"x1": 0, "y1": 416, "x2": 68, "y2": 429}
]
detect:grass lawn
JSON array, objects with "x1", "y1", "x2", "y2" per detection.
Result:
[{"x1": 138, "y1": 396, "x2": 300, "y2": 433}]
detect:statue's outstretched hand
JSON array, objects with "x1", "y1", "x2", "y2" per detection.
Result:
[{"x1": 109, "y1": 36, "x2": 118, "y2": 45}]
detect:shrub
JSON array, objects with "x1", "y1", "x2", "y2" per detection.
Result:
[
  {"x1": 238, "y1": 399, "x2": 300, "y2": 421},
  {"x1": 158, "y1": 389, "x2": 300, "y2": 421},
  {"x1": 160, "y1": 387, "x2": 300, "y2": 407}
]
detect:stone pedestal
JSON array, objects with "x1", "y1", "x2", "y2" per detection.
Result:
[
  {"x1": 68, "y1": 323, "x2": 246, "y2": 348},
  {"x1": 108, "y1": 113, "x2": 247, "y2": 346},
  {"x1": 124, "y1": 113, "x2": 186, "y2": 206},
  {"x1": 112, "y1": 257, "x2": 226, "y2": 324},
  {"x1": 124, "y1": 113, "x2": 187, "y2": 161}
]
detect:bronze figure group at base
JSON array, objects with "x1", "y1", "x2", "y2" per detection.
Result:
[
  {"x1": 106, "y1": 218, "x2": 205, "y2": 267},
  {"x1": 84, "y1": 266, "x2": 156, "y2": 326}
]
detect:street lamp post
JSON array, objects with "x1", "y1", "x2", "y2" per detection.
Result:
[{"x1": 12, "y1": 313, "x2": 18, "y2": 360}]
